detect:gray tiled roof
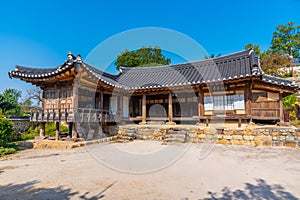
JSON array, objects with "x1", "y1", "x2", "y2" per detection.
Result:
[{"x1": 8, "y1": 49, "x2": 299, "y2": 90}]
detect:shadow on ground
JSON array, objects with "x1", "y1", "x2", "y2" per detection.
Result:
[
  {"x1": 203, "y1": 178, "x2": 298, "y2": 200},
  {"x1": 0, "y1": 180, "x2": 117, "y2": 200}
]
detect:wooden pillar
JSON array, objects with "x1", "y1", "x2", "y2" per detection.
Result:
[
  {"x1": 100, "y1": 92, "x2": 104, "y2": 111},
  {"x1": 72, "y1": 81, "x2": 79, "y2": 111},
  {"x1": 141, "y1": 94, "x2": 147, "y2": 124},
  {"x1": 279, "y1": 92, "x2": 284, "y2": 122},
  {"x1": 72, "y1": 123, "x2": 78, "y2": 138},
  {"x1": 168, "y1": 93, "x2": 173, "y2": 122},
  {"x1": 40, "y1": 122, "x2": 46, "y2": 137},
  {"x1": 118, "y1": 95, "x2": 123, "y2": 117},
  {"x1": 198, "y1": 88, "x2": 204, "y2": 118},
  {"x1": 245, "y1": 82, "x2": 252, "y2": 117},
  {"x1": 55, "y1": 122, "x2": 60, "y2": 141},
  {"x1": 68, "y1": 122, "x2": 73, "y2": 138}
]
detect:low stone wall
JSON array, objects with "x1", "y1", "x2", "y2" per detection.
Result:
[{"x1": 118, "y1": 125, "x2": 300, "y2": 148}]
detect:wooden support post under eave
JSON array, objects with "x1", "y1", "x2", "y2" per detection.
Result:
[
  {"x1": 40, "y1": 122, "x2": 46, "y2": 137},
  {"x1": 168, "y1": 93, "x2": 173, "y2": 122},
  {"x1": 279, "y1": 92, "x2": 284, "y2": 122},
  {"x1": 68, "y1": 122, "x2": 72, "y2": 138},
  {"x1": 55, "y1": 122, "x2": 59, "y2": 141},
  {"x1": 245, "y1": 83, "x2": 252, "y2": 117},
  {"x1": 118, "y1": 95, "x2": 123, "y2": 118},
  {"x1": 100, "y1": 92, "x2": 103, "y2": 111},
  {"x1": 72, "y1": 122, "x2": 78, "y2": 138},
  {"x1": 198, "y1": 88, "x2": 204, "y2": 119},
  {"x1": 141, "y1": 94, "x2": 147, "y2": 124}
]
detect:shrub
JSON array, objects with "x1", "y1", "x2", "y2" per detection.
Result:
[{"x1": 0, "y1": 117, "x2": 14, "y2": 147}]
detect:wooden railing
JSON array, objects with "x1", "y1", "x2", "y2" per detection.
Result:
[
  {"x1": 251, "y1": 101, "x2": 280, "y2": 120},
  {"x1": 30, "y1": 108, "x2": 119, "y2": 123}
]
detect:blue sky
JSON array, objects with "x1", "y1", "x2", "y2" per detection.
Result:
[{"x1": 1, "y1": 0, "x2": 300, "y2": 98}]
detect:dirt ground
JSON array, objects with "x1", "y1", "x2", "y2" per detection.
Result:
[{"x1": 0, "y1": 141, "x2": 300, "y2": 200}]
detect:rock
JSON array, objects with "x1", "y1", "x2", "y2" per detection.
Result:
[
  {"x1": 197, "y1": 134, "x2": 206, "y2": 139},
  {"x1": 243, "y1": 135, "x2": 254, "y2": 140},
  {"x1": 232, "y1": 135, "x2": 243, "y2": 140},
  {"x1": 271, "y1": 131, "x2": 279, "y2": 136},
  {"x1": 223, "y1": 135, "x2": 233, "y2": 140},
  {"x1": 217, "y1": 139, "x2": 229, "y2": 145},
  {"x1": 284, "y1": 141, "x2": 297, "y2": 148},
  {"x1": 253, "y1": 141, "x2": 262, "y2": 147},
  {"x1": 263, "y1": 141, "x2": 272, "y2": 146},
  {"x1": 231, "y1": 140, "x2": 242, "y2": 145},
  {"x1": 223, "y1": 130, "x2": 233, "y2": 135},
  {"x1": 285, "y1": 135, "x2": 295, "y2": 141},
  {"x1": 240, "y1": 140, "x2": 251, "y2": 146},
  {"x1": 272, "y1": 141, "x2": 283, "y2": 147}
]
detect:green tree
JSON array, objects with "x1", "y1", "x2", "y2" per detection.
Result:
[
  {"x1": 0, "y1": 116, "x2": 13, "y2": 147},
  {"x1": 0, "y1": 89, "x2": 22, "y2": 116},
  {"x1": 204, "y1": 53, "x2": 221, "y2": 59},
  {"x1": 115, "y1": 46, "x2": 171, "y2": 70},
  {"x1": 244, "y1": 43, "x2": 262, "y2": 56},
  {"x1": 270, "y1": 21, "x2": 300, "y2": 58}
]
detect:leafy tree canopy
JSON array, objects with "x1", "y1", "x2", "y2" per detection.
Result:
[
  {"x1": 270, "y1": 21, "x2": 300, "y2": 59},
  {"x1": 244, "y1": 22, "x2": 299, "y2": 78},
  {"x1": 0, "y1": 89, "x2": 22, "y2": 116},
  {"x1": 115, "y1": 46, "x2": 171, "y2": 70}
]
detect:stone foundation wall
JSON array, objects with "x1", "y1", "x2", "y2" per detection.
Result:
[{"x1": 118, "y1": 125, "x2": 300, "y2": 148}]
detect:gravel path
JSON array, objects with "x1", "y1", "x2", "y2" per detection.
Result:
[{"x1": 0, "y1": 141, "x2": 300, "y2": 199}]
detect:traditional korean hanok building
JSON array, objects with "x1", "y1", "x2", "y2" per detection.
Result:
[{"x1": 8, "y1": 49, "x2": 299, "y2": 139}]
